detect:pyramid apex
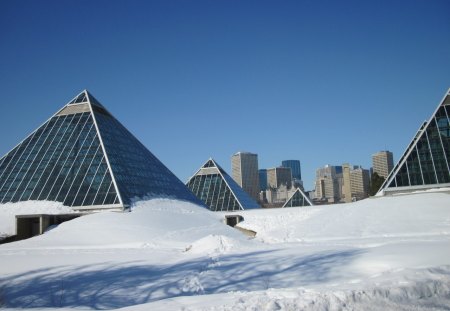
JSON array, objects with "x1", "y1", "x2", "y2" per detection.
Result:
[{"x1": 67, "y1": 90, "x2": 89, "y2": 105}]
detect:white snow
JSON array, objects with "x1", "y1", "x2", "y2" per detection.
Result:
[{"x1": 0, "y1": 193, "x2": 449, "y2": 310}]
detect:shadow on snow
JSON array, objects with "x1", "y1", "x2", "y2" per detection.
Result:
[{"x1": 0, "y1": 249, "x2": 363, "y2": 309}]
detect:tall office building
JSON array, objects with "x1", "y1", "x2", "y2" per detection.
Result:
[
  {"x1": 281, "y1": 160, "x2": 302, "y2": 184},
  {"x1": 342, "y1": 164, "x2": 370, "y2": 202},
  {"x1": 350, "y1": 167, "x2": 370, "y2": 200},
  {"x1": 315, "y1": 165, "x2": 343, "y2": 203},
  {"x1": 231, "y1": 152, "x2": 260, "y2": 201},
  {"x1": 372, "y1": 151, "x2": 394, "y2": 179},
  {"x1": 342, "y1": 164, "x2": 352, "y2": 203},
  {"x1": 267, "y1": 167, "x2": 292, "y2": 189},
  {"x1": 259, "y1": 169, "x2": 268, "y2": 191},
  {"x1": 379, "y1": 88, "x2": 450, "y2": 194},
  {"x1": 0, "y1": 90, "x2": 202, "y2": 210}
]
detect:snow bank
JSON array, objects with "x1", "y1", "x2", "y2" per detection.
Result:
[
  {"x1": 0, "y1": 201, "x2": 74, "y2": 237},
  {"x1": 236, "y1": 193, "x2": 450, "y2": 244}
]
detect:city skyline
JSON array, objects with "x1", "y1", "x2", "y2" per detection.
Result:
[{"x1": 1, "y1": 1, "x2": 450, "y2": 191}]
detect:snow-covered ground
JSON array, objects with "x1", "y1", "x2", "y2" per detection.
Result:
[{"x1": 0, "y1": 192, "x2": 449, "y2": 310}]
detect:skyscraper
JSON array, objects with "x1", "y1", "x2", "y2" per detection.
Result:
[
  {"x1": 315, "y1": 165, "x2": 343, "y2": 203},
  {"x1": 281, "y1": 160, "x2": 302, "y2": 183},
  {"x1": 266, "y1": 167, "x2": 292, "y2": 189},
  {"x1": 379, "y1": 88, "x2": 450, "y2": 194},
  {"x1": 0, "y1": 90, "x2": 202, "y2": 210},
  {"x1": 342, "y1": 164, "x2": 370, "y2": 202},
  {"x1": 350, "y1": 167, "x2": 370, "y2": 200},
  {"x1": 372, "y1": 151, "x2": 394, "y2": 179},
  {"x1": 342, "y1": 164, "x2": 352, "y2": 203},
  {"x1": 231, "y1": 152, "x2": 260, "y2": 201},
  {"x1": 259, "y1": 169, "x2": 268, "y2": 191}
]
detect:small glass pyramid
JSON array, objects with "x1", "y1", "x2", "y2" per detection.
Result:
[
  {"x1": 282, "y1": 188, "x2": 313, "y2": 207},
  {"x1": 186, "y1": 158, "x2": 260, "y2": 211}
]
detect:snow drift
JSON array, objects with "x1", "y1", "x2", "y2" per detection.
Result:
[{"x1": 0, "y1": 192, "x2": 449, "y2": 310}]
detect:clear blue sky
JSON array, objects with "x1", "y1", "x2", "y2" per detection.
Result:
[{"x1": 1, "y1": 0, "x2": 449, "y2": 190}]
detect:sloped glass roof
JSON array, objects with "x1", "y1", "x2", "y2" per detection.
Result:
[
  {"x1": 0, "y1": 90, "x2": 203, "y2": 209},
  {"x1": 380, "y1": 90, "x2": 450, "y2": 192},
  {"x1": 186, "y1": 159, "x2": 260, "y2": 211},
  {"x1": 282, "y1": 188, "x2": 313, "y2": 207},
  {"x1": 68, "y1": 91, "x2": 88, "y2": 105}
]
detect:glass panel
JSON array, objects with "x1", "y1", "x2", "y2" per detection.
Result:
[
  {"x1": 10, "y1": 116, "x2": 66, "y2": 202},
  {"x1": 36, "y1": 113, "x2": 89, "y2": 201},
  {"x1": 93, "y1": 171, "x2": 113, "y2": 205},
  {"x1": 395, "y1": 162, "x2": 410, "y2": 187},
  {"x1": 0, "y1": 117, "x2": 55, "y2": 202},
  {"x1": 92, "y1": 105, "x2": 199, "y2": 205},
  {"x1": 0, "y1": 110, "x2": 119, "y2": 208},
  {"x1": 416, "y1": 132, "x2": 437, "y2": 184},
  {"x1": 405, "y1": 147, "x2": 423, "y2": 186}
]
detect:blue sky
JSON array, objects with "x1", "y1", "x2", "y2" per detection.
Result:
[{"x1": 1, "y1": 0, "x2": 449, "y2": 190}]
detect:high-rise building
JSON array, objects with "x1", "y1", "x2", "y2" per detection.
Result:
[
  {"x1": 186, "y1": 158, "x2": 260, "y2": 211},
  {"x1": 267, "y1": 167, "x2": 292, "y2": 189},
  {"x1": 259, "y1": 169, "x2": 268, "y2": 191},
  {"x1": 372, "y1": 151, "x2": 394, "y2": 179},
  {"x1": 231, "y1": 152, "x2": 260, "y2": 200},
  {"x1": 315, "y1": 165, "x2": 343, "y2": 203},
  {"x1": 281, "y1": 160, "x2": 302, "y2": 185},
  {"x1": 0, "y1": 90, "x2": 202, "y2": 210},
  {"x1": 350, "y1": 167, "x2": 370, "y2": 200},
  {"x1": 379, "y1": 88, "x2": 450, "y2": 194},
  {"x1": 342, "y1": 164, "x2": 352, "y2": 203},
  {"x1": 342, "y1": 164, "x2": 370, "y2": 202}
]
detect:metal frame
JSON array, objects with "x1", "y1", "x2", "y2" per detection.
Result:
[
  {"x1": 39, "y1": 113, "x2": 86, "y2": 201},
  {"x1": 86, "y1": 91, "x2": 124, "y2": 207},
  {"x1": 16, "y1": 115, "x2": 69, "y2": 202},
  {"x1": 51, "y1": 121, "x2": 95, "y2": 202}
]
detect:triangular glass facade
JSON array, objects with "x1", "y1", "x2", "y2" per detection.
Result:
[
  {"x1": 186, "y1": 159, "x2": 260, "y2": 211},
  {"x1": 379, "y1": 89, "x2": 450, "y2": 193},
  {"x1": 282, "y1": 188, "x2": 313, "y2": 207},
  {"x1": 0, "y1": 90, "x2": 202, "y2": 209}
]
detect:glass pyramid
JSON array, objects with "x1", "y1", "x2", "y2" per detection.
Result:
[
  {"x1": 186, "y1": 158, "x2": 260, "y2": 211},
  {"x1": 0, "y1": 90, "x2": 203, "y2": 210},
  {"x1": 282, "y1": 188, "x2": 313, "y2": 207},
  {"x1": 379, "y1": 88, "x2": 450, "y2": 193}
]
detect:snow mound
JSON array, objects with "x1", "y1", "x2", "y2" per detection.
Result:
[
  {"x1": 2, "y1": 198, "x2": 247, "y2": 249},
  {"x1": 0, "y1": 201, "x2": 74, "y2": 237}
]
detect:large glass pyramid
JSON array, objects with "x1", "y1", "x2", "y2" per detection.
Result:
[
  {"x1": 0, "y1": 90, "x2": 203, "y2": 210},
  {"x1": 282, "y1": 188, "x2": 313, "y2": 207},
  {"x1": 186, "y1": 158, "x2": 260, "y2": 211},
  {"x1": 379, "y1": 88, "x2": 450, "y2": 194}
]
